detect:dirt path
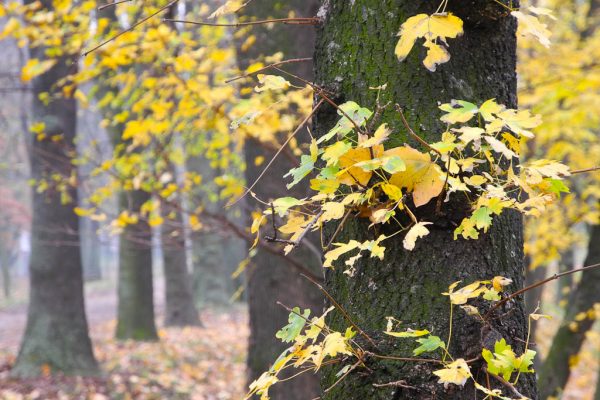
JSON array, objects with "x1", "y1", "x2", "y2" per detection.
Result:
[{"x1": 0, "y1": 279, "x2": 165, "y2": 352}]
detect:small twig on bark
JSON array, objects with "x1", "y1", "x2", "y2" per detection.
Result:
[
  {"x1": 323, "y1": 360, "x2": 362, "y2": 393},
  {"x1": 301, "y1": 273, "x2": 379, "y2": 349},
  {"x1": 265, "y1": 210, "x2": 324, "y2": 249},
  {"x1": 395, "y1": 104, "x2": 441, "y2": 156},
  {"x1": 365, "y1": 351, "x2": 443, "y2": 364},
  {"x1": 372, "y1": 380, "x2": 419, "y2": 390},
  {"x1": 324, "y1": 209, "x2": 352, "y2": 251}
]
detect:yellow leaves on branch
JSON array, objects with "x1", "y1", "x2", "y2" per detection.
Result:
[
  {"x1": 433, "y1": 358, "x2": 471, "y2": 388},
  {"x1": 403, "y1": 222, "x2": 432, "y2": 251},
  {"x1": 395, "y1": 13, "x2": 463, "y2": 72}
]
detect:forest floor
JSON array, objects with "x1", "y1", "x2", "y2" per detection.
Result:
[
  {"x1": 0, "y1": 280, "x2": 598, "y2": 399},
  {"x1": 0, "y1": 280, "x2": 248, "y2": 399}
]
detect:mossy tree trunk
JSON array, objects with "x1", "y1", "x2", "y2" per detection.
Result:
[
  {"x1": 538, "y1": 218, "x2": 600, "y2": 399},
  {"x1": 12, "y1": 0, "x2": 98, "y2": 376},
  {"x1": 315, "y1": 1, "x2": 536, "y2": 398},
  {"x1": 235, "y1": 1, "x2": 323, "y2": 399}
]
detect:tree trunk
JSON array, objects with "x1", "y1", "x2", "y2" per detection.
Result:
[
  {"x1": 185, "y1": 152, "x2": 232, "y2": 306},
  {"x1": 315, "y1": 1, "x2": 536, "y2": 398},
  {"x1": 161, "y1": 188, "x2": 200, "y2": 327},
  {"x1": 235, "y1": 1, "x2": 323, "y2": 399},
  {"x1": 115, "y1": 190, "x2": 158, "y2": 340},
  {"x1": 538, "y1": 220, "x2": 600, "y2": 399},
  {"x1": 0, "y1": 242, "x2": 11, "y2": 299},
  {"x1": 12, "y1": 0, "x2": 98, "y2": 375},
  {"x1": 81, "y1": 217, "x2": 102, "y2": 281}
]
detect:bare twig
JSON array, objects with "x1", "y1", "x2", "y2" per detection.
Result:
[
  {"x1": 164, "y1": 17, "x2": 319, "y2": 27},
  {"x1": 365, "y1": 351, "x2": 442, "y2": 364},
  {"x1": 98, "y1": 0, "x2": 131, "y2": 11},
  {"x1": 225, "y1": 58, "x2": 312, "y2": 83},
  {"x1": 372, "y1": 380, "x2": 418, "y2": 390},
  {"x1": 485, "y1": 262, "x2": 600, "y2": 320},
  {"x1": 324, "y1": 209, "x2": 352, "y2": 251},
  {"x1": 323, "y1": 360, "x2": 362, "y2": 393},
  {"x1": 483, "y1": 367, "x2": 527, "y2": 399},
  {"x1": 227, "y1": 98, "x2": 325, "y2": 207},
  {"x1": 84, "y1": 0, "x2": 179, "y2": 56},
  {"x1": 570, "y1": 166, "x2": 600, "y2": 174}
]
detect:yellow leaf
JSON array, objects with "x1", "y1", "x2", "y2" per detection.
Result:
[
  {"x1": 322, "y1": 202, "x2": 345, "y2": 222},
  {"x1": 358, "y1": 123, "x2": 391, "y2": 148},
  {"x1": 148, "y1": 215, "x2": 164, "y2": 227},
  {"x1": 209, "y1": 0, "x2": 244, "y2": 19},
  {"x1": 433, "y1": 358, "x2": 471, "y2": 388},
  {"x1": 337, "y1": 146, "x2": 383, "y2": 187},
  {"x1": 395, "y1": 13, "x2": 463, "y2": 70},
  {"x1": 255, "y1": 74, "x2": 291, "y2": 92},
  {"x1": 512, "y1": 10, "x2": 551, "y2": 48},
  {"x1": 21, "y1": 59, "x2": 57, "y2": 82},
  {"x1": 386, "y1": 146, "x2": 445, "y2": 207},
  {"x1": 422, "y1": 40, "x2": 450, "y2": 72},
  {"x1": 403, "y1": 222, "x2": 432, "y2": 250}
]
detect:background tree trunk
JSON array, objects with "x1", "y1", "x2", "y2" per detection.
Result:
[
  {"x1": 160, "y1": 187, "x2": 200, "y2": 327},
  {"x1": 12, "y1": 0, "x2": 98, "y2": 376},
  {"x1": 538, "y1": 219, "x2": 600, "y2": 399},
  {"x1": 315, "y1": 1, "x2": 536, "y2": 398},
  {"x1": 115, "y1": 190, "x2": 158, "y2": 340},
  {"x1": 235, "y1": 1, "x2": 323, "y2": 398},
  {"x1": 80, "y1": 217, "x2": 102, "y2": 281}
]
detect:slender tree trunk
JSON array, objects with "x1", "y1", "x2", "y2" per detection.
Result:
[
  {"x1": 0, "y1": 242, "x2": 11, "y2": 299},
  {"x1": 538, "y1": 220, "x2": 600, "y2": 399},
  {"x1": 12, "y1": 0, "x2": 98, "y2": 375},
  {"x1": 114, "y1": 189, "x2": 158, "y2": 340},
  {"x1": 160, "y1": 188, "x2": 200, "y2": 326},
  {"x1": 315, "y1": 1, "x2": 536, "y2": 398},
  {"x1": 81, "y1": 217, "x2": 102, "y2": 281},
  {"x1": 235, "y1": 1, "x2": 323, "y2": 398}
]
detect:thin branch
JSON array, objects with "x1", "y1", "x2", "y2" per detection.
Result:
[
  {"x1": 83, "y1": 0, "x2": 179, "y2": 57},
  {"x1": 570, "y1": 166, "x2": 600, "y2": 174},
  {"x1": 365, "y1": 351, "x2": 442, "y2": 364},
  {"x1": 324, "y1": 209, "x2": 352, "y2": 251},
  {"x1": 266, "y1": 210, "x2": 324, "y2": 248},
  {"x1": 164, "y1": 17, "x2": 319, "y2": 27},
  {"x1": 372, "y1": 380, "x2": 418, "y2": 390},
  {"x1": 227, "y1": 98, "x2": 325, "y2": 207},
  {"x1": 485, "y1": 262, "x2": 600, "y2": 320},
  {"x1": 301, "y1": 273, "x2": 379, "y2": 349},
  {"x1": 395, "y1": 104, "x2": 441, "y2": 156},
  {"x1": 225, "y1": 58, "x2": 312, "y2": 83},
  {"x1": 98, "y1": 0, "x2": 131, "y2": 11},
  {"x1": 483, "y1": 367, "x2": 527, "y2": 399},
  {"x1": 323, "y1": 360, "x2": 362, "y2": 393}
]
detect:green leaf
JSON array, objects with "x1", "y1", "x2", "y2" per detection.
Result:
[
  {"x1": 439, "y1": 100, "x2": 478, "y2": 124},
  {"x1": 413, "y1": 335, "x2": 445, "y2": 356},
  {"x1": 284, "y1": 155, "x2": 314, "y2": 188},
  {"x1": 275, "y1": 307, "x2": 310, "y2": 343},
  {"x1": 471, "y1": 207, "x2": 493, "y2": 231},
  {"x1": 317, "y1": 102, "x2": 373, "y2": 144},
  {"x1": 272, "y1": 197, "x2": 305, "y2": 217}
]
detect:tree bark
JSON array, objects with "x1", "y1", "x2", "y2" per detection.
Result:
[
  {"x1": 12, "y1": 0, "x2": 98, "y2": 376},
  {"x1": 538, "y1": 220, "x2": 600, "y2": 399},
  {"x1": 80, "y1": 217, "x2": 102, "y2": 281},
  {"x1": 235, "y1": 1, "x2": 323, "y2": 399},
  {"x1": 160, "y1": 187, "x2": 201, "y2": 327},
  {"x1": 315, "y1": 1, "x2": 536, "y2": 398}
]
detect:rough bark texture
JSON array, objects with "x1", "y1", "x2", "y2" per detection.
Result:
[
  {"x1": 161, "y1": 188, "x2": 201, "y2": 327},
  {"x1": 12, "y1": 0, "x2": 98, "y2": 376},
  {"x1": 538, "y1": 220, "x2": 600, "y2": 399},
  {"x1": 115, "y1": 190, "x2": 158, "y2": 340},
  {"x1": 315, "y1": 1, "x2": 536, "y2": 399},
  {"x1": 235, "y1": 1, "x2": 323, "y2": 399}
]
